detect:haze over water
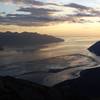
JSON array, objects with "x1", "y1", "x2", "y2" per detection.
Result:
[
  {"x1": 0, "y1": 36, "x2": 98, "y2": 64},
  {"x1": 0, "y1": 36, "x2": 100, "y2": 86},
  {"x1": 0, "y1": 36, "x2": 99, "y2": 59},
  {"x1": 0, "y1": 0, "x2": 100, "y2": 88}
]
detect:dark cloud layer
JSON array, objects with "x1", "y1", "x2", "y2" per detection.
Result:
[
  {"x1": 0, "y1": 7, "x2": 67, "y2": 26},
  {"x1": 64, "y1": 3, "x2": 100, "y2": 23},
  {"x1": 18, "y1": 7, "x2": 58, "y2": 17},
  {"x1": 0, "y1": 1, "x2": 100, "y2": 26},
  {"x1": 0, "y1": 0, "x2": 45, "y2": 5},
  {"x1": 65, "y1": 3, "x2": 90, "y2": 10}
]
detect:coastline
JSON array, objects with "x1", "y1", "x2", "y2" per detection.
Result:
[
  {"x1": 0, "y1": 66, "x2": 100, "y2": 100},
  {"x1": 0, "y1": 53, "x2": 98, "y2": 86}
]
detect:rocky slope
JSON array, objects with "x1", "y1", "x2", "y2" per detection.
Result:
[
  {"x1": 1, "y1": 67, "x2": 100, "y2": 100},
  {"x1": 0, "y1": 76, "x2": 62, "y2": 100}
]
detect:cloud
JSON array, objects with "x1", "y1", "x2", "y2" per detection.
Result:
[
  {"x1": 0, "y1": 0, "x2": 44, "y2": 5},
  {"x1": 0, "y1": 1, "x2": 100, "y2": 26},
  {"x1": 0, "y1": 6, "x2": 67, "y2": 26},
  {"x1": 18, "y1": 7, "x2": 58, "y2": 17},
  {"x1": 65, "y1": 3, "x2": 90, "y2": 11},
  {"x1": 64, "y1": 3, "x2": 100, "y2": 23}
]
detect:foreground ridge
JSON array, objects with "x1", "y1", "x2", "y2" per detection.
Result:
[{"x1": 1, "y1": 67, "x2": 100, "y2": 100}]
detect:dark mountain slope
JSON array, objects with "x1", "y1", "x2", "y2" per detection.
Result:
[{"x1": 0, "y1": 32, "x2": 64, "y2": 47}]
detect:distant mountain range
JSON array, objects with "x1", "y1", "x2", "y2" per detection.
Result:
[{"x1": 0, "y1": 32, "x2": 64, "y2": 47}]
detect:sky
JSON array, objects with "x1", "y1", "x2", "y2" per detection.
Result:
[{"x1": 0, "y1": 0, "x2": 100, "y2": 36}]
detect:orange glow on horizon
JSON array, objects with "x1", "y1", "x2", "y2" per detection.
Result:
[{"x1": 0, "y1": 22, "x2": 100, "y2": 37}]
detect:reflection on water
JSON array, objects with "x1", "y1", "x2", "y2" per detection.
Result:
[
  {"x1": 0, "y1": 36, "x2": 100, "y2": 86},
  {"x1": 0, "y1": 36, "x2": 98, "y2": 64}
]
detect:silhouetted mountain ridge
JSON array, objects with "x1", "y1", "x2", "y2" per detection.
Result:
[
  {"x1": 1, "y1": 67, "x2": 100, "y2": 100},
  {"x1": 0, "y1": 31, "x2": 64, "y2": 47}
]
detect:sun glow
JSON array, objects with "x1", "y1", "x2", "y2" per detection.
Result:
[{"x1": 0, "y1": 0, "x2": 100, "y2": 37}]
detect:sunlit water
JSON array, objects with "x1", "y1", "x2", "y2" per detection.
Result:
[{"x1": 0, "y1": 36, "x2": 100, "y2": 86}]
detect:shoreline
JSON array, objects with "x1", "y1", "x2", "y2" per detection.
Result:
[
  {"x1": 0, "y1": 53, "x2": 98, "y2": 86},
  {"x1": 0, "y1": 67, "x2": 100, "y2": 99}
]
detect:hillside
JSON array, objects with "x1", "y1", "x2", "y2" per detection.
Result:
[{"x1": 0, "y1": 32, "x2": 64, "y2": 47}]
